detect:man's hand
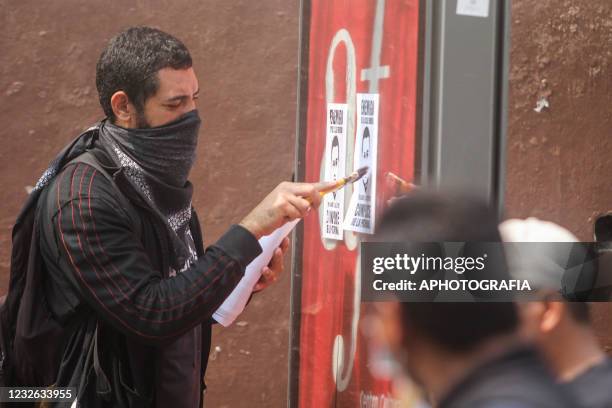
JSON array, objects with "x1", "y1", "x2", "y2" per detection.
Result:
[
  {"x1": 253, "y1": 237, "x2": 290, "y2": 293},
  {"x1": 239, "y1": 181, "x2": 331, "y2": 239}
]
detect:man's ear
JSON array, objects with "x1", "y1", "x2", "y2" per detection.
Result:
[
  {"x1": 110, "y1": 91, "x2": 134, "y2": 125},
  {"x1": 540, "y1": 300, "x2": 564, "y2": 333},
  {"x1": 517, "y1": 302, "x2": 545, "y2": 340}
]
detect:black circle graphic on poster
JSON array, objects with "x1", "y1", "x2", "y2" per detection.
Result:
[
  {"x1": 361, "y1": 126, "x2": 370, "y2": 194},
  {"x1": 331, "y1": 135, "x2": 340, "y2": 199}
]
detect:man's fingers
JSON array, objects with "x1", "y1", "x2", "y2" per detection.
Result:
[
  {"x1": 254, "y1": 266, "x2": 274, "y2": 292},
  {"x1": 309, "y1": 181, "x2": 338, "y2": 208},
  {"x1": 282, "y1": 201, "x2": 302, "y2": 221},
  {"x1": 243, "y1": 180, "x2": 343, "y2": 239},
  {"x1": 262, "y1": 266, "x2": 273, "y2": 281},
  {"x1": 253, "y1": 247, "x2": 286, "y2": 293},
  {"x1": 268, "y1": 248, "x2": 284, "y2": 278},
  {"x1": 286, "y1": 195, "x2": 311, "y2": 218},
  {"x1": 281, "y1": 181, "x2": 339, "y2": 210},
  {"x1": 281, "y1": 182, "x2": 321, "y2": 208},
  {"x1": 312, "y1": 180, "x2": 338, "y2": 192},
  {"x1": 253, "y1": 270, "x2": 268, "y2": 292},
  {"x1": 284, "y1": 183, "x2": 320, "y2": 208},
  {"x1": 283, "y1": 182, "x2": 318, "y2": 195},
  {"x1": 280, "y1": 237, "x2": 290, "y2": 254}
]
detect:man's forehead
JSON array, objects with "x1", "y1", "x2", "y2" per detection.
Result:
[{"x1": 155, "y1": 67, "x2": 199, "y2": 97}]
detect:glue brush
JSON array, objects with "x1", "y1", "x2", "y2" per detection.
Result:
[{"x1": 316, "y1": 166, "x2": 369, "y2": 198}]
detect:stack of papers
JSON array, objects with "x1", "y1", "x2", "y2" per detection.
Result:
[{"x1": 213, "y1": 219, "x2": 300, "y2": 326}]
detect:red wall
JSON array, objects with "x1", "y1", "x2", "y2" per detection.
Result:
[{"x1": 297, "y1": 1, "x2": 420, "y2": 406}]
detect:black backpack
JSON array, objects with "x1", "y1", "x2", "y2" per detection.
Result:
[{"x1": 0, "y1": 127, "x2": 117, "y2": 388}]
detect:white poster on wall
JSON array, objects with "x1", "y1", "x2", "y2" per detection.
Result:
[
  {"x1": 344, "y1": 93, "x2": 379, "y2": 234},
  {"x1": 456, "y1": 0, "x2": 490, "y2": 18},
  {"x1": 322, "y1": 103, "x2": 348, "y2": 240}
]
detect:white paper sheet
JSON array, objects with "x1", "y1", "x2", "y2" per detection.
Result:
[
  {"x1": 344, "y1": 93, "x2": 379, "y2": 234},
  {"x1": 213, "y1": 219, "x2": 300, "y2": 327},
  {"x1": 456, "y1": 0, "x2": 490, "y2": 18},
  {"x1": 323, "y1": 103, "x2": 347, "y2": 240}
]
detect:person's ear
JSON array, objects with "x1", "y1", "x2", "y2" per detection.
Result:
[
  {"x1": 540, "y1": 300, "x2": 564, "y2": 333},
  {"x1": 517, "y1": 302, "x2": 545, "y2": 340},
  {"x1": 110, "y1": 91, "x2": 134, "y2": 124}
]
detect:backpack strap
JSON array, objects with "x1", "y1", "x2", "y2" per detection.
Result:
[{"x1": 68, "y1": 151, "x2": 142, "y2": 239}]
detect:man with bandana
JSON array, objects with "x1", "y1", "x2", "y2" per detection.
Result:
[{"x1": 2, "y1": 27, "x2": 324, "y2": 407}]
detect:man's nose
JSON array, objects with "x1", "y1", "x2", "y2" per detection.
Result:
[{"x1": 186, "y1": 98, "x2": 197, "y2": 112}]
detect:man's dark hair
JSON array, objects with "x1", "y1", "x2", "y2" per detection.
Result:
[
  {"x1": 95, "y1": 26, "x2": 192, "y2": 120},
  {"x1": 376, "y1": 191, "x2": 518, "y2": 353}
]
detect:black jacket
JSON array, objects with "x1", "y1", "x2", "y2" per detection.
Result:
[
  {"x1": 567, "y1": 357, "x2": 612, "y2": 408},
  {"x1": 439, "y1": 347, "x2": 581, "y2": 408},
  {"x1": 4, "y1": 132, "x2": 261, "y2": 407}
]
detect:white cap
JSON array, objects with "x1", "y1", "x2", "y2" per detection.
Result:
[
  {"x1": 499, "y1": 218, "x2": 578, "y2": 292},
  {"x1": 499, "y1": 217, "x2": 578, "y2": 243}
]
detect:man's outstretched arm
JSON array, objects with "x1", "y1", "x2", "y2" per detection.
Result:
[{"x1": 46, "y1": 163, "x2": 324, "y2": 344}]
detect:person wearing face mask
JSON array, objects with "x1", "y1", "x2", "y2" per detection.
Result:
[
  {"x1": 1, "y1": 27, "x2": 325, "y2": 407},
  {"x1": 371, "y1": 192, "x2": 579, "y2": 408}
]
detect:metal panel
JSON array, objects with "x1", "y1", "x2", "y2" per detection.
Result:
[
  {"x1": 419, "y1": 0, "x2": 510, "y2": 211},
  {"x1": 288, "y1": 1, "x2": 310, "y2": 407}
]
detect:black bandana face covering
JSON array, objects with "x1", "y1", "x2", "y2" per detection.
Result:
[
  {"x1": 100, "y1": 110, "x2": 201, "y2": 187},
  {"x1": 98, "y1": 110, "x2": 202, "y2": 273}
]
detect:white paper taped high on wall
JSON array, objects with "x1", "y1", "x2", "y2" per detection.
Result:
[{"x1": 344, "y1": 93, "x2": 379, "y2": 234}]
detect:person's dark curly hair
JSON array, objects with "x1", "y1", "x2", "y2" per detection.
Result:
[{"x1": 95, "y1": 26, "x2": 192, "y2": 121}]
